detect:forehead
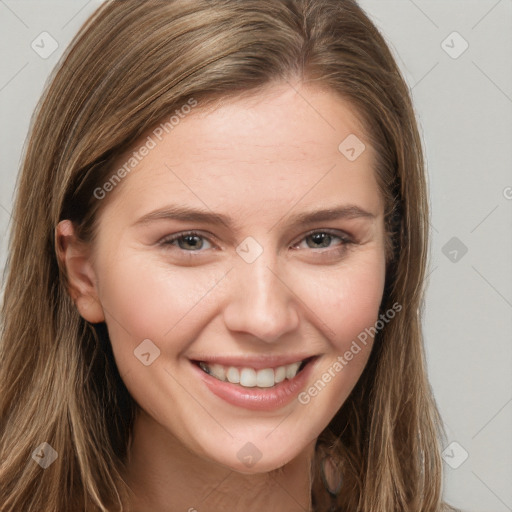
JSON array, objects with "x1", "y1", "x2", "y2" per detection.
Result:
[
  {"x1": 165, "y1": 84, "x2": 368, "y2": 162},
  {"x1": 103, "y1": 84, "x2": 382, "y2": 221}
]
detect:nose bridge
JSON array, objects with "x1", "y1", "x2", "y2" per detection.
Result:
[{"x1": 222, "y1": 239, "x2": 299, "y2": 343}]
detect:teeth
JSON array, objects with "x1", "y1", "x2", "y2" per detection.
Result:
[
  {"x1": 256, "y1": 368, "x2": 274, "y2": 388},
  {"x1": 274, "y1": 366, "x2": 286, "y2": 384},
  {"x1": 240, "y1": 368, "x2": 257, "y2": 387},
  {"x1": 226, "y1": 366, "x2": 240, "y2": 383},
  {"x1": 198, "y1": 360, "x2": 305, "y2": 388},
  {"x1": 285, "y1": 362, "x2": 301, "y2": 379},
  {"x1": 209, "y1": 364, "x2": 226, "y2": 381}
]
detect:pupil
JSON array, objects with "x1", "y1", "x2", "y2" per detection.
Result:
[
  {"x1": 181, "y1": 235, "x2": 202, "y2": 250},
  {"x1": 309, "y1": 233, "x2": 330, "y2": 248}
]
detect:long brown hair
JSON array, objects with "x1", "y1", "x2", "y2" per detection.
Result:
[{"x1": 0, "y1": 1, "x2": 456, "y2": 510}]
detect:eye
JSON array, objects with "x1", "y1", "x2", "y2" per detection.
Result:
[
  {"x1": 160, "y1": 231, "x2": 214, "y2": 252},
  {"x1": 158, "y1": 229, "x2": 353, "y2": 256},
  {"x1": 292, "y1": 230, "x2": 353, "y2": 253}
]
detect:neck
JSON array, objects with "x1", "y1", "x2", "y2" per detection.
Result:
[{"x1": 123, "y1": 409, "x2": 315, "y2": 512}]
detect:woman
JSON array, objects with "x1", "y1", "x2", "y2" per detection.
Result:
[{"x1": 0, "y1": 0, "x2": 458, "y2": 510}]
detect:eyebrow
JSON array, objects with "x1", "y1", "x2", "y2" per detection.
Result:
[{"x1": 132, "y1": 204, "x2": 376, "y2": 232}]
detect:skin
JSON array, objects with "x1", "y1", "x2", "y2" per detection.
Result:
[{"x1": 57, "y1": 82, "x2": 387, "y2": 511}]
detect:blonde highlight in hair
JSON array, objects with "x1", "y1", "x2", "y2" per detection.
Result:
[{"x1": 1, "y1": 1, "x2": 456, "y2": 510}]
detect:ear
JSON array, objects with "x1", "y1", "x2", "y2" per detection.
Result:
[{"x1": 55, "y1": 220, "x2": 105, "y2": 324}]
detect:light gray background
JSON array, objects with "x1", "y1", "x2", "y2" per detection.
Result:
[{"x1": 1, "y1": 1, "x2": 511, "y2": 511}]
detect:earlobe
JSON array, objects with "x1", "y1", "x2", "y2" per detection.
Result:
[
  {"x1": 74, "y1": 294, "x2": 105, "y2": 324},
  {"x1": 55, "y1": 220, "x2": 105, "y2": 324}
]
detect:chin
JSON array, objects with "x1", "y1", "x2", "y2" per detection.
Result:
[{"x1": 202, "y1": 438, "x2": 307, "y2": 476}]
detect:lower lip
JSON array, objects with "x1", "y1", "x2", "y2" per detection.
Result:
[{"x1": 190, "y1": 357, "x2": 319, "y2": 411}]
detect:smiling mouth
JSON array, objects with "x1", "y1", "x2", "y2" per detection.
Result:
[{"x1": 192, "y1": 356, "x2": 315, "y2": 389}]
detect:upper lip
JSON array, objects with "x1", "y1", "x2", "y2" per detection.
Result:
[{"x1": 189, "y1": 354, "x2": 318, "y2": 370}]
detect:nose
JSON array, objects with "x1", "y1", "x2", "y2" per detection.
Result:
[{"x1": 222, "y1": 248, "x2": 300, "y2": 344}]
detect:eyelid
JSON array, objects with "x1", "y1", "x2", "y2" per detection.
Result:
[
  {"x1": 159, "y1": 230, "x2": 218, "y2": 249},
  {"x1": 159, "y1": 228, "x2": 354, "y2": 253},
  {"x1": 292, "y1": 228, "x2": 354, "y2": 247}
]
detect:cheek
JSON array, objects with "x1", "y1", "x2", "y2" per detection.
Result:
[
  {"x1": 96, "y1": 252, "x2": 221, "y2": 355},
  {"x1": 296, "y1": 250, "x2": 386, "y2": 351},
  {"x1": 97, "y1": 240, "x2": 385, "y2": 381},
  {"x1": 99, "y1": 245, "x2": 385, "y2": 348},
  {"x1": 293, "y1": 252, "x2": 386, "y2": 424}
]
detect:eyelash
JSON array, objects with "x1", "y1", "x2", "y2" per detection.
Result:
[{"x1": 159, "y1": 229, "x2": 354, "y2": 258}]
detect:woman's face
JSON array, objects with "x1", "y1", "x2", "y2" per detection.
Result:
[{"x1": 79, "y1": 83, "x2": 386, "y2": 473}]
